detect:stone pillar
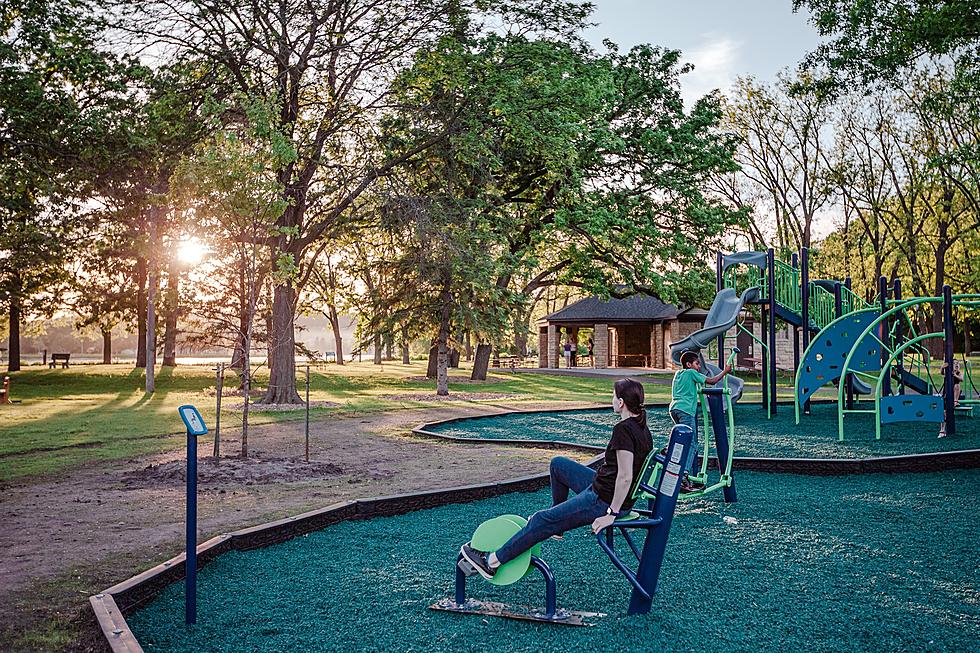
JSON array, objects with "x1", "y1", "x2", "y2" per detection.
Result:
[
  {"x1": 650, "y1": 325, "x2": 660, "y2": 368},
  {"x1": 538, "y1": 328, "x2": 548, "y2": 368},
  {"x1": 668, "y1": 320, "x2": 680, "y2": 367},
  {"x1": 570, "y1": 327, "x2": 579, "y2": 366},
  {"x1": 547, "y1": 324, "x2": 558, "y2": 368},
  {"x1": 594, "y1": 324, "x2": 609, "y2": 369},
  {"x1": 609, "y1": 328, "x2": 618, "y2": 367}
]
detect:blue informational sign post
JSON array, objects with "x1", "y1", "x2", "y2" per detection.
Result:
[{"x1": 178, "y1": 405, "x2": 208, "y2": 625}]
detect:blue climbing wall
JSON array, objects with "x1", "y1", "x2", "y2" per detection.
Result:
[
  {"x1": 879, "y1": 394, "x2": 944, "y2": 424},
  {"x1": 797, "y1": 310, "x2": 882, "y2": 407}
]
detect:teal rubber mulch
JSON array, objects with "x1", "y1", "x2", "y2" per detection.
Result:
[
  {"x1": 427, "y1": 403, "x2": 980, "y2": 458},
  {"x1": 129, "y1": 470, "x2": 980, "y2": 652}
]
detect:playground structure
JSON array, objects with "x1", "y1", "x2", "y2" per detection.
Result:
[
  {"x1": 432, "y1": 424, "x2": 695, "y2": 625},
  {"x1": 794, "y1": 279, "x2": 980, "y2": 440},
  {"x1": 673, "y1": 247, "x2": 977, "y2": 440},
  {"x1": 674, "y1": 248, "x2": 875, "y2": 419},
  {"x1": 712, "y1": 248, "x2": 877, "y2": 417}
]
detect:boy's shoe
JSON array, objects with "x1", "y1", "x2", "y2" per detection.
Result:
[
  {"x1": 680, "y1": 478, "x2": 706, "y2": 493},
  {"x1": 460, "y1": 543, "x2": 496, "y2": 580},
  {"x1": 550, "y1": 533, "x2": 565, "y2": 541}
]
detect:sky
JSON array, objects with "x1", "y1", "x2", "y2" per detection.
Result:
[{"x1": 584, "y1": 1, "x2": 822, "y2": 106}]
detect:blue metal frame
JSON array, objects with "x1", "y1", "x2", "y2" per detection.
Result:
[
  {"x1": 453, "y1": 553, "x2": 560, "y2": 620},
  {"x1": 595, "y1": 424, "x2": 692, "y2": 615}
]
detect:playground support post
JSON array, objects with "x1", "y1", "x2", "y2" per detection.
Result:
[
  {"x1": 879, "y1": 276, "x2": 892, "y2": 396},
  {"x1": 766, "y1": 248, "x2": 777, "y2": 414},
  {"x1": 760, "y1": 303, "x2": 769, "y2": 413},
  {"x1": 800, "y1": 248, "x2": 810, "y2": 414},
  {"x1": 716, "y1": 251, "x2": 724, "y2": 368},
  {"x1": 833, "y1": 284, "x2": 856, "y2": 410},
  {"x1": 791, "y1": 253, "x2": 800, "y2": 372},
  {"x1": 703, "y1": 388, "x2": 737, "y2": 503},
  {"x1": 943, "y1": 285, "x2": 956, "y2": 437},
  {"x1": 893, "y1": 279, "x2": 904, "y2": 395},
  {"x1": 626, "y1": 425, "x2": 692, "y2": 615}
]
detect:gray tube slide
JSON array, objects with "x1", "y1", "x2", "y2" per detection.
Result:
[{"x1": 669, "y1": 287, "x2": 761, "y2": 402}]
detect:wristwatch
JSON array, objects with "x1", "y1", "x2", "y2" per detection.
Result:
[{"x1": 605, "y1": 507, "x2": 621, "y2": 517}]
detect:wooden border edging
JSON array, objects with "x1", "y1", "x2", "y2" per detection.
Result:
[
  {"x1": 90, "y1": 399, "x2": 980, "y2": 652},
  {"x1": 88, "y1": 463, "x2": 609, "y2": 652}
]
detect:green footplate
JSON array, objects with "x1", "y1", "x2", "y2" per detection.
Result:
[{"x1": 470, "y1": 514, "x2": 541, "y2": 586}]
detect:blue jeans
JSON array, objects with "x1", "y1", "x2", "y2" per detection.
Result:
[
  {"x1": 494, "y1": 457, "x2": 609, "y2": 564},
  {"x1": 670, "y1": 409, "x2": 699, "y2": 476}
]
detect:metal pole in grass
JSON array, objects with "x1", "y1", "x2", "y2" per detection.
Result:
[
  {"x1": 213, "y1": 363, "x2": 224, "y2": 458},
  {"x1": 178, "y1": 405, "x2": 208, "y2": 625},
  {"x1": 305, "y1": 364, "x2": 310, "y2": 462}
]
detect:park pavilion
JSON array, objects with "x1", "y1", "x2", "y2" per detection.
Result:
[{"x1": 537, "y1": 294, "x2": 707, "y2": 369}]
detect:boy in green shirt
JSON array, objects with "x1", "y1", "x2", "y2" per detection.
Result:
[{"x1": 670, "y1": 350, "x2": 731, "y2": 492}]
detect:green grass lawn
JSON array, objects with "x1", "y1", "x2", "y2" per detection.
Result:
[
  {"x1": 0, "y1": 362, "x2": 655, "y2": 483},
  {"x1": 4, "y1": 358, "x2": 964, "y2": 484}
]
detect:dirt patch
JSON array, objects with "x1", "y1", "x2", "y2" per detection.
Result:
[
  {"x1": 225, "y1": 400, "x2": 339, "y2": 411},
  {"x1": 0, "y1": 400, "x2": 602, "y2": 652},
  {"x1": 199, "y1": 386, "x2": 264, "y2": 398},
  {"x1": 381, "y1": 392, "x2": 518, "y2": 401},
  {"x1": 120, "y1": 456, "x2": 345, "y2": 489}
]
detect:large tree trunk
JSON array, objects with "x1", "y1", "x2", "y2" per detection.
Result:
[
  {"x1": 465, "y1": 331, "x2": 472, "y2": 362},
  {"x1": 400, "y1": 325, "x2": 410, "y2": 364},
  {"x1": 102, "y1": 328, "x2": 112, "y2": 365},
  {"x1": 265, "y1": 306, "x2": 274, "y2": 373},
  {"x1": 145, "y1": 217, "x2": 158, "y2": 394},
  {"x1": 426, "y1": 344, "x2": 438, "y2": 378},
  {"x1": 449, "y1": 348, "x2": 460, "y2": 368},
  {"x1": 162, "y1": 256, "x2": 179, "y2": 366},
  {"x1": 135, "y1": 256, "x2": 147, "y2": 368},
  {"x1": 373, "y1": 334, "x2": 382, "y2": 365},
  {"x1": 471, "y1": 343, "x2": 492, "y2": 381},
  {"x1": 7, "y1": 282, "x2": 20, "y2": 372},
  {"x1": 260, "y1": 283, "x2": 302, "y2": 404},
  {"x1": 328, "y1": 303, "x2": 344, "y2": 365},
  {"x1": 436, "y1": 305, "x2": 450, "y2": 396}
]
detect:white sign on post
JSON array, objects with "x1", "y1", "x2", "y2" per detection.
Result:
[{"x1": 179, "y1": 405, "x2": 208, "y2": 436}]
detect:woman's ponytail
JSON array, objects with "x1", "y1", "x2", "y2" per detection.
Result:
[{"x1": 614, "y1": 378, "x2": 647, "y2": 428}]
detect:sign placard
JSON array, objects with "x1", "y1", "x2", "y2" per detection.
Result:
[{"x1": 178, "y1": 405, "x2": 208, "y2": 436}]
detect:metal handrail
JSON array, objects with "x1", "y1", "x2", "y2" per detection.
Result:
[{"x1": 808, "y1": 283, "x2": 837, "y2": 330}]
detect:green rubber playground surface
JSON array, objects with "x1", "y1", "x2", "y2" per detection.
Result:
[
  {"x1": 428, "y1": 403, "x2": 980, "y2": 458},
  {"x1": 129, "y1": 470, "x2": 979, "y2": 652}
]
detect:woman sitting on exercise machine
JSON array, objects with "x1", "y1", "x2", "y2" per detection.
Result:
[{"x1": 460, "y1": 378, "x2": 653, "y2": 579}]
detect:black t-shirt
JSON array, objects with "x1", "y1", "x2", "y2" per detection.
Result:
[{"x1": 591, "y1": 416, "x2": 653, "y2": 510}]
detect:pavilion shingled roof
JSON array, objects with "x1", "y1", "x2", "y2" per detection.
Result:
[{"x1": 544, "y1": 294, "x2": 681, "y2": 323}]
